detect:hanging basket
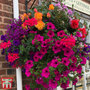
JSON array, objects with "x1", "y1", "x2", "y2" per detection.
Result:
[{"x1": 0, "y1": 0, "x2": 90, "y2": 90}]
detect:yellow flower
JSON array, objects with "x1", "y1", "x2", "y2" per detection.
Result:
[
  {"x1": 49, "y1": 4, "x2": 54, "y2": 10},
  {"x1": 34, "y1": 12, "x2": 43, "y2": 21},
  {"x1": 20, "y1": 13, "x2": 28, "y2": 21},
  {"x1": 35, "y1": 21, "x2": 45, "y2": 31}
]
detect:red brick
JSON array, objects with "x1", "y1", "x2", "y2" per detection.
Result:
[
  {"x1": 0, "y1": 24, "x2": 8, "y2": 29},
  {"x1": 19, "y1": 0, "x2": 25, "y2": 4},
  {"x1": 0, "y1": 70, "x2": 6, "y2": 75},
  {"x1": 4, "y1": 18, "x2": 11, "y2": 24},
  {"x1": 0, "y1": 56, "x2": 5, "y2": 61},
  {"x1": 0, "y1": 3, "x2": 2, "y2": 9},
  {"x1": 0, "y1": 0, "x2": 12, "y2": 6},
  {"x1": 0, "y1": 11, "x2": 13, "y2": 18},
  {"x1": 3, "y1": 4, "x2": 12, "y2": 13},
  {"x1": 2, "y1": 63, "x2": 9, "y2": 68},
  {"x1": 0, "y1": 17, "x2": 2, "y2": 22}
]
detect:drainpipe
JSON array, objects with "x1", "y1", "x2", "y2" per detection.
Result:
[{"x1": 13, "y1": 0, "x2": 23, "y2": 90}]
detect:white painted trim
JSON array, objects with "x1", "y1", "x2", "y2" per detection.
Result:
[{"x1": 13, "y1": 0, "x2": 23, "y2": 90}]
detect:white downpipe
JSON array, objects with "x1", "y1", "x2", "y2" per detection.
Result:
[
  {"x1": 82, "y1": 66, "x2": 87, "y2": 90},
  {"x1": 13, "y1": 0, "x2": 23, "y2": 90}
]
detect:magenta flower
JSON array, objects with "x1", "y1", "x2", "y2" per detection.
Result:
[
  {"x1": 68, "y1": 9, "x2": 73, "y2": 15},
  {"x1": 80, "y1": 57, "x2": 86, "y2": 64},
  {"x1": 51, "y1": 59, "x2": 59, "y2": 68},
  {"x1": 34, "y1": 34, "x2": 44, "y2": 42},
  {"x1": 40, "y1": 48, "x2": 47, "y2": 55},
  {"x1": 47, "y1": 30, "x2": 55, "y2": 38},
  {"x1": 35, "y1": 88, "x2": 39, "y2": 90},
  {"x1": 41, "y1": 67, "x2": 50, "y2": 78},
  {"x1": 41, "y1": 41, "x2": 48, "y2": 48},
  {"x1": 61, "y1": 80, "x2": 69, "y2": 89},
  {"x1": 71, "y1": 56, "x2": 77, "y2": 63},
  {"x1": 73, "y1": 78, "x2": 78, "y2": 85},
  {"x1": 63, "y1": 70, "x2": 70, "y2": 77},
  {"x1": 42, "y1": 82, "x2": 48, "y2": 88},
  {"x1": 45, "y1": 39, "x2": 51, "y2": 43},
  {"x1": 47, "y1": 22, "x2": 55, "y2": 30},
  {"x1": 35, "y1": 51, "x2": 44, "y2": 60},
  {"x1": 55, "y1": 40, "x2": 61, "y2": 47},
  {"x1": 33, "y1": 54, "x2": 39, "y2": 62},
  {"x1": 36, "y1": 77, "x2": 43, "y2": 84},
  {"x1": 25, "y1": 85, "x2": 31, "y2": 90},
  {"x1": 55, "y1": 73, "x2": 61, "y2": 81},
  {"x1": 57, "y1": 30, "x2": 65, "y2": 37},
  {"x1": 25, "y1": 60, "x2": 33, "y2": 69},
  {"x1": 25, "y1": 70, "x2": 31, "y2": 77},
  {"x1": 52, "y1": 45, "x2": 61, "y2": 54},
  {"x1": 54, "y1": 70, "x2": 59, "y2": 75},
  {"x1": 77, "y1": 65, "x2": 82, "y2": 74},
  {"x1": 76, "y1": 31, "x2": 82, "y2": 37},
  {"x1": 70, "y1": 63, "x2": 76, "y2": 71},
  {"x1": 62, "y1": 57, "x2": 70, "y2": 66},
  {"x1": 64, "y1": 48, "x2": 74, "y2": 57},
  {"x1": 49, "y1": 79, "x2": 58, "y2": 89}
]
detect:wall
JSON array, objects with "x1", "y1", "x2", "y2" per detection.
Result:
[{"x1": 0, "y1": 0, "x2": 38, "y2": 90}]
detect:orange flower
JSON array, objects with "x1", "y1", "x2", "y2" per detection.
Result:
[
  {"x1": 35, "y1": 21, "x2": 45, "y2": 30},
  {"x1": 34, "y1": 12, "x2": 43, "y2": 21},
  {"x1": 20, "y1": 13, "x2": 28, "y2": 21},
  {"x1": 47, "y1": 12, "x2": 51, "y2": 18},
  {"x1": 49, "y1": 4, "x2": 54, "y2": 10},
  {"x1": 22, "y1": 23, "x2": 27, "y2": 29}
]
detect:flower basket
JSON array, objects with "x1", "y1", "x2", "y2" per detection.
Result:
[{"x1": 0, "y1": 0, "x2": 90, "y2": 90}]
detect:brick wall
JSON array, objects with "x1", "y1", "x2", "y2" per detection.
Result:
[{"x1": 0, "y1": 0, "x2": 38, "y2": 90}]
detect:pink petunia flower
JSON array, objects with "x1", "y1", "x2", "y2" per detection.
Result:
[
  {"x1": 36, "y1": 77, "x2": 43, "y2": 84},
  {"x1": 35, "y1": 34, "x2": 44, "y2": 42},
  {"x1": 41, "y1": 67, "x2": 50, "y2": 78},
  {"x1": 76, "y1": 31, "x2": 82, "y2": 37},
  {"x1": 47, "y1": 30, "x2": 55, "y2": 38},
  {"x1": 55, "y1": 40, "x2": 61, "y2": 47},
  {"x1": 25, "y1": 85, "x2": 31, "y2": 90},
  {"x1": 73, "y1": 78, "x2": 78, "y2": 85},
  {"x1": 41, "y1": 41, "x2": 48, "y2": 48},
  {"x1": 71, "y1": 56, "x2": 77, "y2": 63},
  {"x1": 33, "y1": 54, "x2": 39, "y2": 62},
  {"x1": 57, "y1": 30, "x2": 65, "y2": 37},
  {"x1": 50, "y1": 59, "x2": 59, "y2": 68},
  {"x1": 52, "y1": 45, "x2": 61, "y2": 54},
  {"x1": 64, "y1": 48, "x2": 74, "y2": 57},
  {"x1": 25, "y1": 70, "x2": 31, "y2": 77},
  {"x1": 25, "y1": 60, "x2": 33, "y2": 69},
  {"x1": 49, "y1": 79, "x2": 58, "y2": 89},
  {"x1": 70, "y1": 63, "x2": 76, "y2": 72},
  {"x1": 63, "y1": 70, "x2": 70, "y2": 77},
  {"x1": 47, "y1": 22, "x2": 55, "y2": 30},
  {"x1": 40, "y1": 48, "x2": 47, "y2": 55},
  {"x1": 76, "y1": 65, "x2": 82, "y2": 74},
  {"x1": 62, "y1": 57, "x2": 70, "y2": 66},
  {"x1": 80, "y1": 57, "x2": 86, "y2": 64}
]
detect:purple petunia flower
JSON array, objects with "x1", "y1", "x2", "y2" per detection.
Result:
[
  {"x1": 13, "y1": 40, "x2": 20, "y2": 46},
  {"x1": 25, "y1": 85, "x2": 30, "y2": 90},
  {"x1": 71, "y1": 56, "x2": 77, "y2": 63},
  {"x1": 68, "y1": 9, "x2": 73, "y2": 15},
  {"x1": 1, "y1": 35, "x2": 7, "y2": 42},
  {"x1": 76, "y1": 65, "x2": 82, "y2": 74},
  {"x1": 73, "y1": 78, "x2": 78, "y2": 85}
]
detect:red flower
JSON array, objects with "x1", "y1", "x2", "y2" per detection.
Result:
[
  {"x1": 70, "y1": 19, "x2": 79, "y2": 29},
  {"x1": 78, "y1": 28, "x2": 87, "y2": 38},
  {"x1": 23, "y1": 18, "x2": 37, "y2": 27}
]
